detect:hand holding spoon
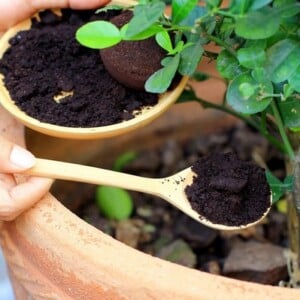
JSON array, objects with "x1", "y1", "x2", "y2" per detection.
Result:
[{"x1": 24, "y1": 158, "x2": 272, "y2": 230}]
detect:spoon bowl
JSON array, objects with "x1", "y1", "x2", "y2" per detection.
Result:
[
  {"x1": 25, "y1": 158, "x2": 272, "y2": 230},
  {"x1": 0, "y1": 10, "x2": 188, "y2": 139}
]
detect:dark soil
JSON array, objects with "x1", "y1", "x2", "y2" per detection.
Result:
[
  {"x1": 52, "y1": 123, "x2": 289, "y2": 285},
  {"x1": 100, "y1": 10, "x2": 166, "y2": 91},
  {"x1": 0, "y1": 10, "x2": 158, "y2": 127},
  {"x1": 185, "y1": 152, "x2": 271, "y2": 226}
]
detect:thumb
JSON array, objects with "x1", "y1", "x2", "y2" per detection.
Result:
[
  {"x1": 0, "y1": 137, "x2": 36, "y2": 172},
  {"x1": 0, "y1": 0, "x2": 110, "y2": 32},
  {"x1": 29, "y1": 0, "x2": 110, "y2": 10}
]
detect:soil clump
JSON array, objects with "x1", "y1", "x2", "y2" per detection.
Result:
[{"x1": 100, "y1": 10, "x2": 166, "y2": 91}]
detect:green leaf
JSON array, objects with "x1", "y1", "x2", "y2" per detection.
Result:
[
  {"x1": 76, "y1": 21, "x2": 121, "y2": 49},
  {"x1": 172, "y1": 0, "x2": 199, "y2": 24},
  {"x1": 274, "y1": 0, "x2": 297, "y2": 7},
  {"x1": 216, "y1": 50, "x2": 245, "y2": 80},
  {"x1": 265, "y1": 39, "x2": 300, "y2": 83},
  {"x1": 219, "y1": 17, "x2": 235, "y2": 38},
  {"x1": 290, "y1": 127, "x2": 300, "y2": 132},
  {"x1": 173, "y1": 41, "x2": 187, "y2": 54},
  {"x1": 177, "y1": 88, "x2": 197, "y2": 103},
  {"x1": 200, "y1": 15, "x2": 216, "y2": 35},
  {"x1": 237, "y1": 47, "x2": 266, "y2": 69},
  {"x1": 178, "y1": 42, "x2": 204, "y2": 75},
  {"x1": 161, "y1": 56, "x2": 173, "y2": 67},
  {"x1": 145, "y1": 54, "x2": 180, "y2": 93},
  {"x1": 266, "y1": 171, "x2": 285, "y2": 203},
  {"x1": 249, "y1": 0, "x2": 272, "y2": 11},
  {"x1": 96, "y1": 5, "x2": 124, "y2": 13},
  {"x1": 289, "y1": 65, "x2": 300, "y2": 92},
  {"x1": 283, "y1": 175, "x2": 294, "y2": 192},
  {"x1": 283, "y1": 83, "x2": 295, "y2": 98},
  {"x1": 113, "y1": 151, "x2": 137, "y2": 172},
  {"x1": 277, "y1": 97, "x2": 300, "y2": 128},
  {"x1": 229, "y1": 0, "x2": 252, "y2": 14},
  {"x1": 205, "y1": 0, "x2": 221, "y2": 7},
  {"x1": 121, "y1": 24, "x2": 163, "y2": 41},
  {"x1": 274, "y1": 1, "x2": 300, "y2": 17},
  {"x1": 191, "y1": 71, "x2": 209, "y2": 81},
  {"x1": 266, "y1": 171, "x2": 294, "y2": 203},
  {"x1": 244, "y1": 39, "x2": 267, "y2": 49},
  {"x1": 179, "y1": 6, "x2": 207, "y2": 27},
  {"x1": 235, "y1": 7, "x2": 281, "y2": 39},
  {"x1": 251, "y1": 67, "x2": 268, "y2": 82},
  {"x1": 124, "y1": 2, "x2": 165, "y2": 38},
  {"x1": 239, "y1": 82, "x2": 256, "y2": 98},
  {"x1": 226, "y1": 72, "x2": 273, "y2": 114},
  {"x1": 155, "y1": 31, "x2": 174, "y2": 53},
  {"x1": 96, "y1": 186, "x2": 133, "y2": 220},
  {"x1": 282, "y1": 6, "x2": 300, "y2": 18}
]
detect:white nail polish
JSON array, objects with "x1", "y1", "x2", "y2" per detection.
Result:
[{"x1": 10, "y1": 145, "x2": 36, "y2": 169}]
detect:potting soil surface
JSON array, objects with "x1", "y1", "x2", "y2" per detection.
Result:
[{"x1": 0, "y1": 10, "x2": 158, "y2": 127}]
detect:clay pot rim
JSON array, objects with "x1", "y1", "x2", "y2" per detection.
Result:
[{"x1": 5, "y1": 185, "x2": 299, "y2": 300}]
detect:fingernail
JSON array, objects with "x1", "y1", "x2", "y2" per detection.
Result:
[{"x1": 10, "y1": 145, "x2": 36, "y2": 169}]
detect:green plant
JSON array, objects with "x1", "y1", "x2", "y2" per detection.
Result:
[
  {"x1": 95, "y1": 151, "x2": 136, "y2": 220},
  {"x1": 77, "y1": 0, "x2": 300, "y2": 285},
  {"x1": 76, "y1": 0, "x2": 203, "y2": 93},
  {"x1": 76, "y1": 0, "x2": 300, "y2": 197},
  {"x1": 96, "y1": 186, "x2": 134, "y2": 220}
]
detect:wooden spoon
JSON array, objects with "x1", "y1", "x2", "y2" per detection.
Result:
[{"x1": 25, "y1": 158, "x2": 272, "y2": 230}]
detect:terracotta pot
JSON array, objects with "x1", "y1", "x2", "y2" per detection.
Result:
[
  {"x1": 0, "y1": 101, "x2": 299, "y2": 299},
  {"x1": 0, "y1": 2, "x2": 299, "y2": 298}
]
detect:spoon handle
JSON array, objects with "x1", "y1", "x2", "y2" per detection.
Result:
[{"x1": 26, "y1": 158, "x2": 163, "y2": 196}]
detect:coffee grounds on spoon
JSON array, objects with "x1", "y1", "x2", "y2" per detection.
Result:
[{"x1": 185, "y1": 152, "x2": 271, "y2": 226}]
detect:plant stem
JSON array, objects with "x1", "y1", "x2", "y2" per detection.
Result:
[
  {"x1": 271, "y1": 101, "x2": 295, "y2": 160},
  {"x1": 215, "y1": 10, "x2": 236, "y2": 19},
  {"x1": 206, "y1": 34, "x2": 236, "y2": 56},
  {"x1": 260, "y1": 93, "x2": 282, "y2": 100},
  {"x1": 260, "y1": 111, "x2": 268, "y2": 136},
  {"x1": 168, "y1": 25, "x2": 193, "y2": 32},
  {"x1": 192, "y1": 96, "x2": 286, "y2": 152}
]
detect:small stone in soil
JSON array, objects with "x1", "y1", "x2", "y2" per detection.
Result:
[
  {"x1": 156, "y1": 239, "x2": 197, "y2": 268},
  {"x1": 223, "y1": 240, "x2": 287, "y2": 285},
  {"x1": 175, "y1": 215, "x2": 217, "y2": 249},
  {"x1": 184, "y1": 152, "x2": 271, "y2": 226}
]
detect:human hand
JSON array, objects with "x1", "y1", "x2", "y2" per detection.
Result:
[
  {"x1": 0, "y1": 136, "x2": 53, "y2": 221},
  {"x1": 0, "y1": 0, "x2": 110, "y2": 32},
  {"x1": 0, "y1": 0, "x2": 110, "y2": 220}
]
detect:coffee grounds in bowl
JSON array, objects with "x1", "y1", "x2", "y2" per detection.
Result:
[
  {"x1": 0, "y1": 10, "x2": 158, "y2": 127},
  {"x1": 185, "y1": 152, "x2": 271, "y2": 226}
]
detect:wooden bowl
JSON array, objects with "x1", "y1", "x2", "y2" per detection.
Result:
[{"x1": 0, "y1": 13, "x2": 188, "y2": 140}]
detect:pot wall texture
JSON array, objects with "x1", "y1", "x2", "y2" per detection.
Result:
[{"x1": 1, "y1": 194, "x2": 300, "y2": 300}]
